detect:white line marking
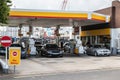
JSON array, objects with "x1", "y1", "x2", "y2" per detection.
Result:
[{"x1": 1, "y1": 40, "x2": 11, "y2": 43}]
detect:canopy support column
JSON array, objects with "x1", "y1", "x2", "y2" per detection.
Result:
[
  {"x1": 29, "y1": 25, "x2": 33, "y2": 37},
  {"x1": 55, "y1": 25, "x2": 60, "y2": 46},
  {"x1": 18, "y1": 24, "x2": 23, "y2": 38}
]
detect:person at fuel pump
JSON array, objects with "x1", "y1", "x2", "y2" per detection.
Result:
[{"x1": 76, "y1": 36, "x2": 85, "y2": 54}]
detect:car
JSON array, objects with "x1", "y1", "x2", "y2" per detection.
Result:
[
  {"x1": 35, "y1": 41, "x2": 41, "y2": 46},
  {"x1": 63, "y1": 42, "x2": 71, "y2": 53},
  {"x1": 35, "y1": 38, "x2": 43, "y2": 43},
  {"x1": 86, "y1": 44, "x2": 111, "y2": 56},
  {"x1": 34, "y1": 41, "x2": 43, "y2": 54},
  {"x1": 9, "y1": 43, "x2": 28, "y2": 59},
  {"x1": 117, "y1": 49, "x2": 120, "y2": 54},
  {"x1": 69, "y1": 39, "x2": 77, "y2": 44},
  {"x1": 40, "y1": 43, "x2": 64, "y2": 57},
  {"x1": 0, "y1": 47, "x2": 6, "y2": 56},
  {"x1": 19, "y1": 37, "x2": 29, "y2": 49},
  {"x1": 34, "y1": 41, "x2": 42, "y2": 50}
]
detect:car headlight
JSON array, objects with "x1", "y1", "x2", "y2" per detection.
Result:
[
  {"x1": 97, "y1": 51, "x2": 101, "y2": 53},
  {"x1": 118, "y1": 49, "x2": 120, "y2": 52},
  {"x1": 97, "y1": 50, "x2": 103, "y2": 53},
  {"x1": 47, "y1": 51, "x2": 52, "y2": 53},
  {"x1": 22, "y1": 51, "x2": 26, "y2": 54},
  {"x1": 107, "y1": 50, "x2": 111, "y2": 53},
  {"x1": 0, "y1": 51, "x2": 5, "y2": 53},
  {"x1": 60, "y1": 50, "x2": 64, "y2": 53}
]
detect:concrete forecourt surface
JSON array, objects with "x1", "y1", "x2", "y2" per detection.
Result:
[{"x1": 1, "y1": 55, "x2": 120, "y2": 78}]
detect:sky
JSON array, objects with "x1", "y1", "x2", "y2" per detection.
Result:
[{"x1": 11, "y1": 0, "x2": 115, "y2": 11}]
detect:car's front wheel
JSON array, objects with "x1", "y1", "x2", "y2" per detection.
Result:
[
  {"x1": 41, "y1": 51, "x2": 43, "y2": 56},
  {"x1": 94, "y1": 52, "x2": 98, "y2": 56},
  {"x1": 59, "y1": 54, "x2": 63, "y2": 57}
]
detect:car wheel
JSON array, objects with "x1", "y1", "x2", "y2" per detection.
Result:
[
  {"x1": 38, "y1": 51, "x2": 42, "y2": 57},
  {"x1": 59, "y1": 54, "x2": 63, "y2": 57},
  {"x1": 64, "y1": 49, "x2": 66, "y2": 52},
  {"x1": 68, "y1": 49, "x2": 70, "y2": 53},
  {"x1": 86, "y1": 51, "x2": 89, "y2": 55},
  {"x1": 41, "y1": 51, "x2": 44, "y2": 57},
  {"x1": 107, "y1": 54, "x2": 110, "y2": 56},
  {"x1": 41, "y1": 53, "x2": 43, "y2": 57},
  {"x1": 94, "y1": 52, "x2": 98, "y2": 56},
  {"x1": 64, "y1": 48, "x2": 66, "y2": 52},
  {"x1": 84, "y1": 51, "x2": 86, "y2": 54},
  {"x1": 36, "y1": 51, "x2": 40, "y2": 58},
  {"x1": 23, "y1": 56, "x2": 27, "y2": 59}
]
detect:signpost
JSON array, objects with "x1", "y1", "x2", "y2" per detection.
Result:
[
  {"x1": 9, "y1": 47, "x2": 21, "y2": 73},
  {"x1": 9, "y1": 47, "x2": 21, "y2": 66},
  {"x1": 0, "y1": 36, "x2": 12, "y2": 71}
]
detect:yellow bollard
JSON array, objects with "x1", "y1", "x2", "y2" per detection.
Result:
[{"x1": 28, "y1": 48, "x2": 31, "y2": 56}]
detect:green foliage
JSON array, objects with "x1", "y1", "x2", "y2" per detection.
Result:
[{"x1": 0, "y1": 0, "x2": 12, "y2": 24}]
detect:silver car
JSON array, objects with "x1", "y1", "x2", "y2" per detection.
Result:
[{"x1": 86, "y1": 44, "x2": 111, "y2": 56}]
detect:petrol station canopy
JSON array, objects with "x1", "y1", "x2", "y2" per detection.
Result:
[{"x1": 8, "y1": 8, "x2": 110, "y2": 27}]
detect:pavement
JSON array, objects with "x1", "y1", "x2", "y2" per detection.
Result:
[
  {"x1": 1, "y1": 54, "x2": 120, "y2": 77},
  {"x1": 2, "y1": 69, "x2": 120, "y2": 80}
]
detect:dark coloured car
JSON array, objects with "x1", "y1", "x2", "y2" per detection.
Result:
[
  {"x1": 19, "y1": 37, "x2": 29, "y2": 51},
  {"x1": 40, "y1": 44, "x2": 64, "y2": 57},
  {"x1": 0, "y1": 47, "x2": 6, "y2": 56},
  {"x1": 10, "y1": 43, "x2": 27, "y2": 59}
]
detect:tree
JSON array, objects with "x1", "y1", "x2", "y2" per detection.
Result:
[{"x1": 0, "y1": 0, "x2": 12, "y2": 24}]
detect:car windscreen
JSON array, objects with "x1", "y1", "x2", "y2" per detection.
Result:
[
  {"x1": 94, "y1": 45, "x2": 102, "y2": 48},
  {"x1": 35, "y1": 42, "x2": 41, "y2": 44},
  {"x1": 46, "y1": 44, "x2": 59, "y2": 49},
  {"x1": 36, "y1": 39, "x2": 42, "y2": 42}
]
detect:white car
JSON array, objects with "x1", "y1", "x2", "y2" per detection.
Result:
[{"x1": 86, "y1": 44, "x2": 111, "y2": 56}]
